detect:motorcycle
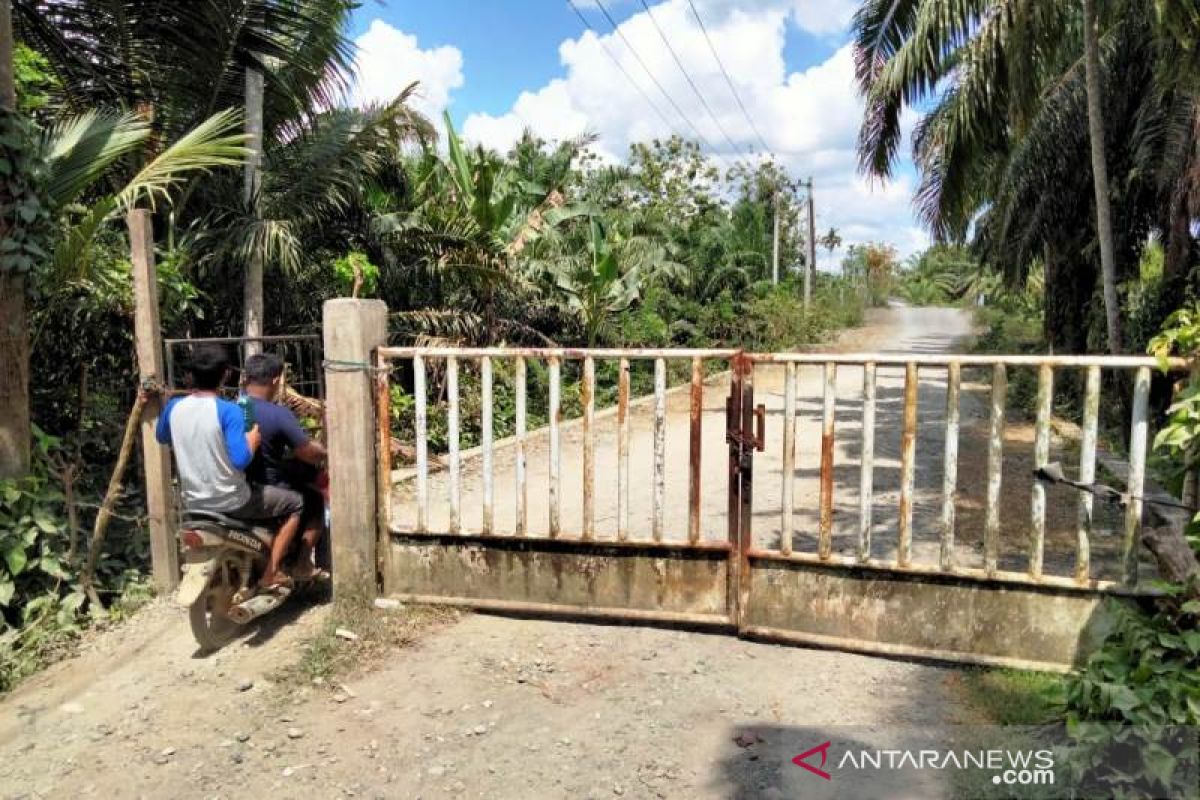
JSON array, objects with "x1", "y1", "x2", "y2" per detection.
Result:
[
  {"x1": 176, "y1": 473, "x2": 330, "y2": 650},
  {"x1": 175, "y1": 510, "x2": 287, "y2": 649}
]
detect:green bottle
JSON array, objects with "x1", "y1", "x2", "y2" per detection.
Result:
[{"x1": 237, "y1": 394, "x2": 256, "y2": 432}]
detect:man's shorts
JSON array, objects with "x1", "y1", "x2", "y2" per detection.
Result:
[{"x1": 227, "y1": 484, "x2": 304, "y2": 523}]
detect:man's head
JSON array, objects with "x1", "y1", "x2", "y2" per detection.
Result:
[
  {"x1": 186, "y1": 344, "x2": 231, "y2": 391},
  {"x1": 243, "y1": 353, "x2": 285, "y2": 400}
]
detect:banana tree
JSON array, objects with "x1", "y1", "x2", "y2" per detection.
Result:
[
  {"x1": 553, "y1": 217, "x2": 642, "y2": 346},
  {"x1": 380, "y1": 112, "x2": 578, "y2": 344}
]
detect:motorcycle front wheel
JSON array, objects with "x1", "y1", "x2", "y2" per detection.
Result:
[{"x1": 188, "y1": 571, "x2": 240, "y2": 651}]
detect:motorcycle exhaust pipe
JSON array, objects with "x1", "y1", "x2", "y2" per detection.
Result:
[{"x1": 226, "y1": 592, "x2": 285, "y2": 624}]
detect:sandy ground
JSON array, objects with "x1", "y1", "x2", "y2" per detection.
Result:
[{"x1": 2, "y1": 306, "x2": 1113, "y2": 799}]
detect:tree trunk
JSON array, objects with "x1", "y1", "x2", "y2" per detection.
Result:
[
  {"x1": 1142, "y1": 525, "x2": 1200, "y2": 599},
  {"x1": 243, "y1": 67, "x2": 265, "y2": 354},
  {"x1": 1156, "y1": 113, "x2": 1195, "y2": 296},
  {"x1": 1164, "y1": 165, "x2": 1195, "y2": 298},
  {"x1": 1082, "y1": 0, "x2": 1123, "y2": 355},
  {"x1": 1042, "y1": 239, "x2": 1094, "y2": 355},
  {"x1": 0, "y1": 0, "x2": 31, "y2": 479}
]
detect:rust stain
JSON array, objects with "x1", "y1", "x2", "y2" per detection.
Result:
[
  {"x1": 818, "y1": 432, "x2": 835, "y2": 559},
  {"x1": 817, "y1": 362, "x2": 837, "y2": 561},
  {"x1": 373, "y1": 362, "x2": 393, "y2": 583},
  {"x1": 580, "y1": 366, "x2": 593, "y2": 407}
]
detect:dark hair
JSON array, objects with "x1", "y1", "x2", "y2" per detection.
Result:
[
  {"x1": 243, "y1": 353, "x2": 285, "y2": 386},
  {"x1": 186, "y1": 343, "x2": 230, "y2": 390}
]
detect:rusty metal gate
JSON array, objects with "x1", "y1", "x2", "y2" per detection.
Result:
[{"x1": 371, "y1": 346, "x2": 1188, "y2": 671}]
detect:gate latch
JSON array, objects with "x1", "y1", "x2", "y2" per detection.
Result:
[{"x1": 726, "y1": 403, "x2": 766, "y2": 453}]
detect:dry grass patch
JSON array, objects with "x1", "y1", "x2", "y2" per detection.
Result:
[{"x1": 274, "y1": 595, "x2": 459, "y2": 687}]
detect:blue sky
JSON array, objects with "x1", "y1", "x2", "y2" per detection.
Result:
[{"x1": 347, "y1": 0, "x2": 927, "y2": 263}]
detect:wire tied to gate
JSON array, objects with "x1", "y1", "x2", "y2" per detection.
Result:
[
  {"x1": 322, "y1": 359, "x2": 392, "y2": 374},
  {"x1": 1034, "y1": 462, "x2": 1198, "y2": 512}
]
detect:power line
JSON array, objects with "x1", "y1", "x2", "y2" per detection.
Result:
[
  {"x1": 565, "y1": 0, "x2": 680, "y2": 139},
  {"x1": 591, "y1": 0, "x2": 726, "y2": 164},
  {"x1": 685, "y1": 0, "x2": 772, "y2": 155},
  {"x1": 637, "y1": 0, "x2": 752, "y2": 162}
]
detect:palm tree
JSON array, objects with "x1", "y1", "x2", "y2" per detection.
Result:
[
  {"x1": 819, "y1": 227, "x2": 842, "y2": 271},
  {"x1": 16, "y1": 0, "x2": 356, "y2": 340},
  {"x1": 190, "y1": 85, "x2": 433, "y2": 334},
  {"x1": 14, "y1": 1, "x2": 354, "y2": 144},
  {"x1": 1082, "y1": 0, "x2": 1121, "y2": 354},
  {"x1": 0, "y1": 0, "x2": 29, "y2": 478},
  {"x1": 852, "y1": 0, "x2": 1194, "y2": 355}
]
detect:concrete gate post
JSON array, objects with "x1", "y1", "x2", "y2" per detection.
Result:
[{"x1": 323, "y1": 299, "x2": 388, "y2": 600}]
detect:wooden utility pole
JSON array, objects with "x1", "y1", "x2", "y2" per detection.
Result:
[
  {"x1": 771, "y1": 190, "x2": 780, "y2": 286},
  {"x1": 0, "y1": 0, "x2": 31, "y2": 479},
  {"x1": 805, "y1": 177, "x2": 816, "y2": 309},
  {"x1": 243, "y1": 67, "x2": 265, "y2": 356},
  {"x1": 129, "y1": 210, "x2": 179, "y2": 591}
]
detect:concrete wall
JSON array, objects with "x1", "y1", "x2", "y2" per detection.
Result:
[
  {"x1": 386, "y1": 534, "x2": 731, "y2": 624},
  {"x1": 743, "y1": 559, "x2": 1117, "y2": 671}
]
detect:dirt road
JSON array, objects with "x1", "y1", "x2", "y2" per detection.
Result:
[{"x1": 2, "y1": 306, "x2": 1086, "y2": 799}]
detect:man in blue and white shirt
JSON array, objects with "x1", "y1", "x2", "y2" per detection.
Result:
[{"x1": 155, "y1": 344, "x2": 303, "y2": 591}]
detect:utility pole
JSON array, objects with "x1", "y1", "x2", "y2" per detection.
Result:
[
  {"x1": 243, "y1": 67, "x2": 265, "y2": 355},
  {"x1": 771, "y1": 189, "x2": 780, "y2": 286},
  {"x1": 805, "y1": 177, "x2": 816, "y2": 309}
]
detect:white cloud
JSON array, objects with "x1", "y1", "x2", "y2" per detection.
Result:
[
  {"x1": 674, "y1": 0, "x2": 856, "y2": 37},
  {"x1": 349, "y1": 20, "x2": 464, "y2": 124},
  {"x1": 789, "y1": 0, "x2": 859, "y2": 36},
  {"x1": 461, "y1": 0, "x2": 922, "y2": 257}
]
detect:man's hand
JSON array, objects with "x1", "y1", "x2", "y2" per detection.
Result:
[
  {"x1": 137, "y1": 379, "x2": 164, "y2": 406},
  {"x1": 294, "y1": 440, "x2": 327, "y2": 467},
  {"x1": 246, "y1": 424, "x2": 262, "y2": 454}
]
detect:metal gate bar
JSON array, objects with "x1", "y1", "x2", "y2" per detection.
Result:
[
  {"x1": 164, "y1": 333, "x2": 324, "y2": 399},
  {"x1": 375, "y1": 345, "x2": 740, "y2": 626},
  {"x1": 370, "y1": 345, "x2": 1190, "y2": 670},
  {"x1": 378, "y1": 345, "x2": 737, "y2": 543},
  {"x1": 744, "y1": 351, "x2": 1185, "y2": 588}
]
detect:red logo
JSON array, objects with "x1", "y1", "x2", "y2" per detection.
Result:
[{"x1": 792, "y1": 741, "x2": 833, "y2": 780}]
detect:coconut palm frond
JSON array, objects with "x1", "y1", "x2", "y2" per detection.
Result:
[
  {"x1": 42, "y1": 110, "x2": 150, "y2": 209},
  {"x1": 113, "y1": 108, "x2": 248, "y2": 214},
  {"x1": 14, "y1": 0, "x2": 356, "y2": 142}
]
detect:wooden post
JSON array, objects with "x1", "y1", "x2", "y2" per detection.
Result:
[
  {"x1": 242, "y1": 67, "x2": 265, "y2": 356},
  {"x1": 323, "y1": 299, "x2": 388, "y2": 600},
  {"x1": 128, "y1": 210, "x2": 178, "y2": 592}
]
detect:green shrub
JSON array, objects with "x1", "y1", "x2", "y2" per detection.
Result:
[
  {"x1": 0, "y1": 430, "x2": 77, "y2": 615},
  {"x1": 332, "y1": 251, "x2": 380, "y2": 298},
  {"x1": 1064, "y1": 600, "x2": 1200, "y2": 795}
]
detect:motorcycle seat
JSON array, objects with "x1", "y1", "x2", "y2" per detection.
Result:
[{"x1": 181, "y1": 508, "x2": 256, "y2": 532}]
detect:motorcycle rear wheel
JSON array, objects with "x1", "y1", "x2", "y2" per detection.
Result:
[{"x1": 188, "y1": 575, "x2": 240, "y2": 651}]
